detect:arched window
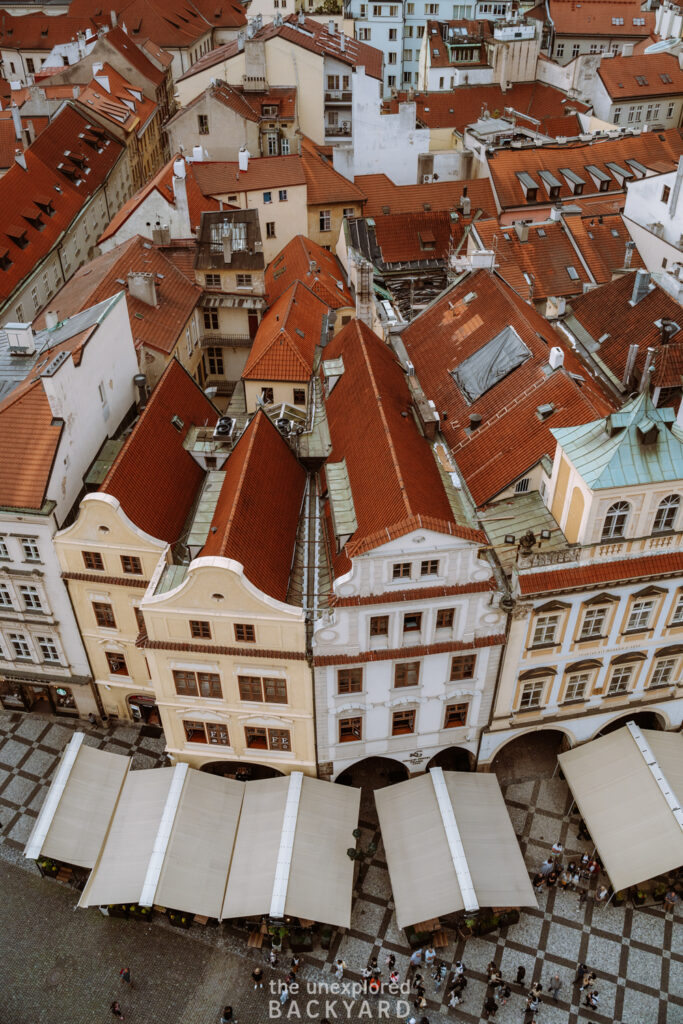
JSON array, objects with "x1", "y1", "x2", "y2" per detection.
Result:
[
  {"x1": 653, "y1": 494, "x2": 680, "y2": 534},
  {"x1": 601, "y1": 501, "x2": 630, "y2": 540}
]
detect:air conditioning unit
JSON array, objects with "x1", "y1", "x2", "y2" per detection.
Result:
[
  {"x1": 423, "y1": 173, "x2": 434, "y2": 183},
  {"x1": 213, "y1": 416, "x2": 235, "y2": 441}
]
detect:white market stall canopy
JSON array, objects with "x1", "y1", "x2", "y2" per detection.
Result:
[
  {"x1": 558, "y1": 723, "x2": 683, "y2": 893},
  {"x1": 25, "y1": 736, "x2": 360, "y2": 928},
  {"x1": 24, "y1": 732, "x2": 131, "y2": 869},
  {"x1": 375, "y1": 767, "x2": 536, "y2": 929}
]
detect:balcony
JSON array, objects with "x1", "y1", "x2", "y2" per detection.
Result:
[
  {"x1": 324, "y1": 124, "x2": 352, "y2": 139},
  {"x1": 325, "y1": 90, "x2": 352, "y2": 104},
  {"x1": 200, "y1": 333, "x2": 252, "y2": 349}
]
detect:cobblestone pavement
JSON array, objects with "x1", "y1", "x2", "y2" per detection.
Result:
[{"x1": 1, "y1": 710, "x2": 681, "y2": 1024}]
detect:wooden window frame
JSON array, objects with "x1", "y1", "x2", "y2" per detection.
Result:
[
  {"x1": 82, "y1": 550, "x2": 104, "y2": 571},
  {"x1": 394, "y1": 661, "x2": 420, "y2": 687},
  {"x1": 121, "y1": 555, "x2": 142, "y2": 575},
  {"x1": 339, "y1": 716, "x2": 362, "y2": 742},
  {"x1": 234, "y1": 623, "x2": 256, "y2": 643},
  {"x1": 190, "y1": 619, "x2": 212, "y2": 639},
  {"x1": 93, "y1": 602, "x2": 116, "y2": 629},
  {"x1": 337, "y1": 668, "x2": 363, "y2": 694},
  {"x1": 106, "y1": 651, "x2": 128, "y2": 676},
  {"x1": 392, "y1": 708, "x2": 416, "y2": 735}
]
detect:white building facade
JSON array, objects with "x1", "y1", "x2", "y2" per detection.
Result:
[{"x1": 623, "y1": 158, "x2": 683, "y2": 274}]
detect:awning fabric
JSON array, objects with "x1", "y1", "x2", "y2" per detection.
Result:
[
  {"x1": 558, "y1": 725, "x2": 683, "y2": 892},
  {"x1": 375, "y1": 769, "x2": 536, "y2": 929},
  {"x1": 24, "y1": 733, "x2": 130, "y2": 869}
]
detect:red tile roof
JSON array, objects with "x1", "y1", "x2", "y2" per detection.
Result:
[
  {"x1": 98, "y1": 154, "x2": 219, "y2": 243},
  {"x1": 474, "y1": 218, "x2": 592, "y2": 300},
  {"x1": 70, "y1": 0, "x2": 246, "y2": 46},
  {"x1": 156, "y1": 240, "x2": 197, "y2": 282},
  {"x1": 300, "y1": 136, "x2": 365, "y2": 206},
  {"x1": 323, "y1": 318, "x2": 485, "y2": 577},
  {"x1": 0, "y1": 114, "x2": 25, "y2": 170},
  {"x1": 372, "y1": 209, "x2": 464, "y2": 263},
  {"x1": 518, "y1": 550, "x2": 683, "y2": 595},
  {"x1": 544, "y1": 0, "x2": 655, "y2": 38},
  {"x1": 34, "y1": 235, "x2": 201, "y2": 355},
  {"x1": 401, "y1": 271, "x2": 616, "y2": 506},
  {"x1": 562, "y1": 212, "x2": 645, "y2": 282},
  {"x1": 541, "y1": 113, "x2": 583, "y2": 138},
  {"x1": 0, "y1": 13, "x2": 89, "y2": 50},
  {"x1": 178, "y1": 14, "x2": 382, "y2": 82},
  {"x1": 0, "y1": 381, "x2": 62, "y2": 510},
  {"x1": 0, "y1": 103, "x2": 123, "y2": 307},
  {"x1": 192, "y1": 154, "x2": 307, "y2": 197},
  {"x1": 105, "y1": 25, "x2": 168, "y2": 87},
  {"x1": 487, "y1": 128, "x2": 683, "y2": 210},
  {"x1": 568, "y1": 271, "x2": 683, "y2": 387},
  {"x1": 101, "y1": 358, "x2": 217, "y2": 544},
  {"x1": 193, "y1": 82, "x2": 298, "y2": 122},
  {"x1": 242, "y1": 281, "x2": 328, "y2": 382},
  {"x1": 77, "y1": 63, "x2": 157, "y2": 134},
  {"x1": 383, "y1": 83, "x2": 588, "y2": 131},
  {"x1": 266, "y1": 235, "x2": 353, "y2": 309},
  {"x1": 597, "y1": 52, "x2": 683, "y2": 100},
  {"x1": 200, "y1": 410, "x2": 307, "y2": 602},
  {"x1": 357, "y1": 173, "x2": 496, "y2": 218}
]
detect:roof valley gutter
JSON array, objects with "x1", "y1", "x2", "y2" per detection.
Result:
[
  {"x1": 269, "y1": 770, "x2": 303, "y2": 918},
  {"x1": 139, "y1": 762, "x2": 189, "y2": 907},
  {"x1": 626, "y1": 721, "x2": 683, "y2": 829},
  {"x1": 24, "y1": 731, "x2": 84, "y2": 860},
  {"x1": 430, "y1": 766, "x2": 479, "y2": 913}
]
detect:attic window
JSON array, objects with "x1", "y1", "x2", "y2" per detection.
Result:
[
  {"x1": 537, "y1": 228, "x2": 546, "y2": 237},
  {"x1": 0, "y1": 249, "x2": 12, "y2": 271},
  {"x1": 433, "y1": 48, "x2": 440, "y2": 55},
  {"x1": 661, "y1": 73, "x2": 673, "y2": 84},
  {"x1": 7, "y1": 226, "x2": 28, "y2": 249},
  {"x1": 566, "y1": 265, "x2": 580, "y2": 281},
  {"x1": 171, "y1": 415, "x2": 185, "y2": 431},
  {"x1": 23, "y1": 211, "x2": 44, "y2": 231},
  {"x1": 611, "y1": 228, "x2": 620, "y2": 237},
  {"x1": 423, "y1": 202, "x2": 431, "y2": 211},
  {"x1": 635, "y1": 75, "x2": 649, "y2": 86},
  {"x1": 419, "y1": 229, "x2": 436, "y2": 250},
  {"x1": 35, "y1": 197, "x2": 55, "y2": 216},
  {"x1": 295, "y1": 328, "x2": 305, "y2": 337}
]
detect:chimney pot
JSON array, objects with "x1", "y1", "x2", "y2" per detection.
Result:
[{"x1": 631, "y1": 268, "x2": 651, "y2": 305}]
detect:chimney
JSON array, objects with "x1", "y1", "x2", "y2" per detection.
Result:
[
  {"x1": 10, "y1": 104, "x2": 21, "y2": 142},
  {"x1": 459, "y1": 195, "x2": 471, "y2": 216},
  {"x1": 630, "y1": 268, "x2": 651, "y2": 305},
  {"x1": 237, "y1": 31, "x2": 245, "y2": 51},
  {"x1": 469, "y1": 412, "x2": 482, "y2": 430},
  {"x1": 340, "y1": 32, "x2": 345, "y2": 51},
  {"x1": 110, "y1": 8, "x2": 118, "y2": 27},
  {"x1": 549, "y1": 346, "x2": 564, "y2": 370},
  {"x1": 298, "y1": 10, "x2": 305, "y2": 24},
  {"x1": 622, "y1": 343, "x2": 638, "y2": 387},
  {"x1": 640, "y1": 346, "x2": 656, "y2": 392},
  {"x1": 514, "y1": 220, "x2": 529, "y2": 242},
  {"x1": 223, "y1": 231, "x2": 232, "y2": 264},
  {"x1": 328, "y1": 18, "x2": 335, "y2": 33},
  {"x1": 670, "y1": 155, "x2": 683, "y2": 217},
  {"x1": 238, "y1": 146, "x2": 249, "y2": 172},
  {"x1": 133, "y1": 373, "x2": 147, "y2": 409},
  {"x1": 661, "y1": 318, "x2": 677, "y2": 345},
  {"x1": 623, "y1": 239, "x2": 635, "y2": 268},
  {"x1": 549, "y1": 205, "x2": 562, "y2": 222},
  {"x1": 5, "y1": 322, "x2": 35, "y2": 355},
  {"x1": 172, "y1": 157, "x2": 192, "y2": 236},
  {"x1": 127, "y1": 271, "x2": 158, "y2": 307},
  {"x1": 45, "y1": 310, "x2": 59, "y2": 329},
  {"x1": 621, "y1": 41, "x2": 634, "y2": 56},
  {"x1": 14, "y1": 148, "x2": 26, "y2": 170},
  {"x1": 77, "y1": 30, "x2": 86, "y2": 58}
]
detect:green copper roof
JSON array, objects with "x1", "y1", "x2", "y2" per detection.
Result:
[{"x1": 550, "y1": 392, "x2": 683, "y2": 489}]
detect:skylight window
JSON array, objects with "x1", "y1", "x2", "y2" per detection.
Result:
[
  {"x1": 661, "y1": 73, "x2": 672, "y2": 84},
  {"x1": 451, "y1": 325, "x2": 532, "y2": 403},
  {"x1": 635, "y1": 75, "x2": 649, "y2": 86},
  {"x1": 566, "y1": 265, "x2": 580, "y2": 281},
  {"x1": 537, "y1": 228, "x2": 546, "y2": 237}
]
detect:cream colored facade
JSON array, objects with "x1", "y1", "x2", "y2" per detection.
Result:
[
  {"x1": 54, "y1": 493, "x2": 168, "y2": 722},
  {"x1": 209, "y1": 183, "x2": 308, "y2": 263},
  {"x1": 244, "y1": 378, "x2": 310, "y2": 412},
  {"x1": 306, "y1": 200, "x2": 363, "y2": 251},
  {"x1": 140, "y1": 556, "x2": 316, "y2": 776}
]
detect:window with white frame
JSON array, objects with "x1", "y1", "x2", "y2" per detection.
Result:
[
  {"x1": 532, "y1": 613, "x2": 560, "y2": 645},
  {"x1": 38, "y1": 636, "x2": 60, "y2": 662},
  {"x1": 579, "y1": 606, "x2": 608, "y2": 640},
  {"x1": 602, "y1": 501, "x2": 629, "y2": 540},
  {"x1": 564, "y1": 671, "x2": 590, "y2": 702},
  {"x1": 9, "y1": 633, "x2": 31, "y2": 659},
  {"x1": 0, "y1": 537, "x2": 8, "y2": 559},
  {"x1": 19, "y1": 585, "x2": 42, "y2": 610},
  {"x1": 670, "y1": 594, "x2": 683, "y2": 625},
  {"x1": 626, "y1": 598, "x2": 656, "y2": 632},
  {"x1": 650, "y1": 656, "x2": 677, "y2": 688},
  {"x1": 20, "y1": 537, "x2": 40, "y2": 561},
  {"x1": 319, "y1": 210, "x2": 331, "y2": 231},
  {"x1": 607, "y1": 663, "x2": 634, "y2": 695},
  {"x1": 653, "y1": 494, "x2": 680, "y2": 533},
  {"x1": 0, "y1": 584, "x2": 12, "y2": 606},
  {"x1": 519, "y1": 679, "x2": 545, "y2": 709}
]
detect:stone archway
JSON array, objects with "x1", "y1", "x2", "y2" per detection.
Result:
[
  {"x1": 426, "y1": 746, "x2": 474, "y2": 773},
  {"x1": 595, "y1": 710, "x2": 667, "y2": 739},
  {"x1": 199, "y1": 760, "x2": 284, "y2": 780},
  {"x1": 490, "y1": 728, "x2": 571, "y2": 786},
  {"x1": 334, "y1": 755, "x2": 409, "y2": 791}
]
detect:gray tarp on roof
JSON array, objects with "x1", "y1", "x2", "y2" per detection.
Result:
[{"x1": 451, "y1": 325, "x2": 531, "y2": 404}]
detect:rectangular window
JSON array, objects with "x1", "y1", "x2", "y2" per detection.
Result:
[
  {"x1": 174, "y1": 670, "x2": 197, "y2": 696},
  {"x1": 387, "y1": 75, "x2": 396, "y2": 87},
  {"x1": 82, "y1": 551, "x2": 104, "y2": 571},
  {"x1": 38, "y1": 636, "x2": 59, "y2": 662},
  {"x1": 106, "y1": 651, "x2": 129, "y2": 675},
  {"x1": 389, "y1": 28, "x2": 397, "y2": 39},
  {"x1": 10, "y1": 633, "x2": 31, "y2": 659},
  {"x1": 0, "y1": 583, "x2": 12, "y2": 606},
  {"x1": 607, "y1": 665, "x2": 634, "y2": 695},
  {"x1": 370, "y1": 616, "x2": 388, "y2": 636},
  {"x1": 579, "y1": 607, "x2": 607, "y2": 640},
  {"x1": 670, "y1": 595, "x2": 683, "y2": 625},
  {"x1": 532, "y1": 613, "x2": 560, "y2": 645},
  {"x1": 121, "y1": 555, "x2": 142, "y2": 575},
  {"x1": 403, "y1": 612, "x2": 422, "y2": 633},
  {"x1": 184, "y1": 720, "x2": 208, "y2": 743},
  {"x1": 19, "y1": 585, "x2": 42, "y2": 610},
  {"x1": 236, "y1": 273, "x2": 252, "y2": 288},
  {"x1": 339, "y1": 716, "x2": 362, "y2": 742},
  {"x1": 450, "y1": 654, "x2": 476, "y2": 680},
  {"x1": 651, "y1": 658, "x2": 676, "y2": 687},
  {"x1": 319, "y1": 210, "x2": 331, "y2": 232},
  {"x1": 392, "y1": 562, "x2": 411, "y2": 579},
  {"x1": 388, "y1": 52, "x2": 397, "y2": 64},
  {"x1": 0, "y1": 537, "x2": 8, "y2": 559},
  {"x1": 203, "y1": 310, "x2": 219, "y2": 330},
  {"x1": 267, "y1": 133, "x2": 278, "y2": 156},
  {"x1": 206, "y1": 347, "x2": 223, "y2": 375},
  {"x1": 263, "y1": 191, "x2": 272, "y2": 204},
  {"x1": 394, "y1": 661, "x2": 419, "y2": 687},
  {"x1": 564, "y1": 672, "x2": 589, "y2": 702},
  {"x1": 205, "y1": 272, "x2": 221, "y2": 288},
  {"x1": 197, "y1": 672, "x2": 222, "y2": 698},
  {"x1": 436, "y1": 608, "x2": 454, "y2": 629},
  {"x1": 444, "y1": 702, "x2": 468, "y2": 728},
  {"x1": 392, "y1": 709, "x2": 416, "y2": 735},
  {"x1": 266, "y1": 222, "x2": 276, "y2": 239},
  {"x1": 190, "y1": 619, "x2": 211, "y2": 639},
  {"x1": 234, "y1": 623, "x2": 255, "y2": 643},
  {"x1": 261, "y1": 387, "x2": 274, "y2": 404},
  {"x1": 93, "y1": 602, "x2": 116, "y2": 629},
  {"x1": 278, "y1": 189, "x2": 288, "y2": 202},
  {"x1": 281, "y1": 139, "x2": 290, "y2": 155},
  {"x1": 198, "y1": 113, "x2": 209, "y2": 134},
  {"x1": 293, "y1": 388, "x2": 306, "y2": 405},
  {"x1": 238, "y1": 675, "x2": 262, "y2": 701},
  {"x1": 245, "y1": 727, "x2": 290, "y2": 751},
  {"x1": 134, "y1": 607, "x2": 145, "y2": 633},
  {"x1": 337, "y1": 667, "x2": 362, "y2": 693},
  {"x1": 613, "y1": 107, "x2": 621, "y2": 124},
  {"x1": 572, "y1": 43, "x2": 580, "y2": 57},
  {"x1": 208, "y1": 723, "x2": 229, "y2": 745},
  {"x1": 357, "y1": 27, "x2": 371, "y2": 39},
  {"x1": 626, "y1": 599, "x2": 655, "y2": 632},
  {"x1": 662, "y1": 184, "x2": 671, "y2": 204},
  {"x1": 263, "y1": 678, "x2": 287, "y2": 703},
  {"x1": 420, "y1": 559, "x2": 439, "y2": 576},
  {"x1": 555, "y1": 43, "x2": 564, "y2": 57},
  {"x1": 667, "y1": 103, "x2": 675, "y2": 118},
  {"x1": 519, "y1": 680, "x2": 544, "y2": 710},
  {"x1": 21, "y1": 538, "x2": 40, "y2": 561},
  {"x1": 407, "y1": 2, "x2": 414, "y2": 10}
]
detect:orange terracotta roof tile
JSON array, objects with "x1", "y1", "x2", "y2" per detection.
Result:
[
  {"x1": 401, "y1": 272, "x2": 616, "y2": 506},
  {"x1": 518, "y1": 550, "x2": 683, "y2": 595},
  {"x1": 0, "y1": 382, "x2": 62, "y2": 509},
  {"x1": 99, "y1": 154, "x2": 219, "y2": 243},
  {"x1": 323, "y1": 318, "x2": 485, "y2": 577},
  {"x1": 541, "y1": 113, "x2": 583, "y2": 138},
  {"x1": 192, "y1": 154, "x2": 306, "y2": 197},
  {"x1": 372, "y1": 209, "x2": 464, "y2": 263},
  {"x1": 357, "y1": 173, "x2": 496, "y2": 217},
  {"x1": 426, "y1": 19, "x2": 490, "y2": 68},
  {"x1": 101, "y1": 359, "x2": 217, "y2": 543},
  {"x1": 77, "y1": 63, "x2": 157, "y2": 134},
  {"x1": 106, "y1": 25, "x2": 167, "y2": 87},
  {"x1": 300, "y1": 136, "x2": 365, "y2": 206},
  {"x1": 70, "y1": 0, "x2": 246, "y2": 46},
  {"x1": 200, "y1": 410, "x2": 307, "y2": 602},
  {"x1": 545, "y1": 0, "x2": 655, "y2": 38},
  {"x1": 563, "y1": 212, "x2": 645, "y2": 283},
  {"x1": 0, "y1": 13, "x2": 89, "y2": 49},
  {"x1": 242, "y1": 281, "x2": 328, "y2": 382},
  {"x1": 266, "y1": 235, "x2": 353, "y2": 308},
  {"x1": 598, "y1": 52, "x2": 683, "y2": 99}
]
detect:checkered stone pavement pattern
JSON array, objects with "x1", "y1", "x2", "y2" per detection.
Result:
[{"x1": 1, "y1": 709, "x2": 680, "y2": 1024}]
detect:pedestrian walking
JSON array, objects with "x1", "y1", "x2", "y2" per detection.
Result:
[
  {"x1": 390, "y1": 970, "x2": 400, "y2": 986},
  {"x1": 119, "y1": 967, "x2": 132, "y2": 987},
  {"x1": 454, "y1": 960, "x2": 466, "y2": 976},
  {"x1": 433, "y1": 962, "x2": 447, "y2": 990},
  {"x1": 368, "y1": 977, "x2": 381, "y2": 997},
  {"x1": 252, "y1": 967, "x2": 264, "y2": 989},
  {"x1": 290, "y1": 955, "x2": 301, "y2": 974},
  {"x1": 548, "y1": 974, "x2": 562, "y2": 1001},
  {"x1": 88, "y1": 712, "x2": 97, "y2": 726},
  {"x1": 362, "y1": 967, "x2": 373, "y2": 981},
  {"x1": 334, "y1": 958, "x2": 346, "y2": 980},
  {"x1": 279, "y1": 984, "x2": 289, "y2": 1006},
  {"x1": 585, "y1": 991, "x2": 599, "y2": 1009},
  {"x1": 448, "y1": 989, "x2": 462, "y2": 1008},
  {"x1": 516, "y1": 965, "x2": 526, "y2": 987},
  {"x1": 385, "y1": 952, "x2": 396, "y2": 971},
  {"x1": 412, "y1": 973, "x2": 425, "y2": 992},
  {"x1": 369, "y1": 956, "x2": 381, "y2": 978},
  {"x1": 595, "y1": 885, "x2": 609, "y2": 906},
  {"x1": 526, "y1": 995, "x2": 540, "y2": 1013},
  {"x1": 552, "y1": 840, "x2": 564, "y2": 860},
  {"x1": 413, "y1": 993, "x2": 427, "y2": 1011},
  {"x1": 220, "y1": 1007, "x2": 234, "y2": 1024},
  {"x1": 268, "y1": 949, "x2": 278, "y2": 967},
  {"x1": 664, "y1": 889, "x2": 680, "y2": 910},
  {"x1": 409, "y1": 948, "x2": 423, "y2": 973},
  {"x1": 530, "y1": 982, "x2": 543, "y2": 997},
  {"x1": 424, "y1": 946, "x2": 436, "y2": 968},
  {"x1": 540, "y1": 857, "x2": 554, "y2": 876},
  {"x1": 110, "y1": 1003, "x2": 124, "y2": 1021},
  {"x1": 533, "y1": 872, "x2": 545, "y2": 893},
  {"x1": 546, "y1": 869, "x2": 558, "y2": 887},
  {"x1": 498, "y1": 985, "x2": 511, "y2": 1005},
  {"x1": 483, "y1": 995, "x2": 498, "y2": 1019}
]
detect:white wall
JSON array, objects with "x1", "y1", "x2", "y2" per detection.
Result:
[
  {"x1": 332, "y1": 86, "x2": 430, "y2": 184},
  {"x1": 99, "y1": 190, "x2": 192, "y2": 252},
  {"x1": 623, "y1": 161, "x2": 683, "y2": 272}
]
